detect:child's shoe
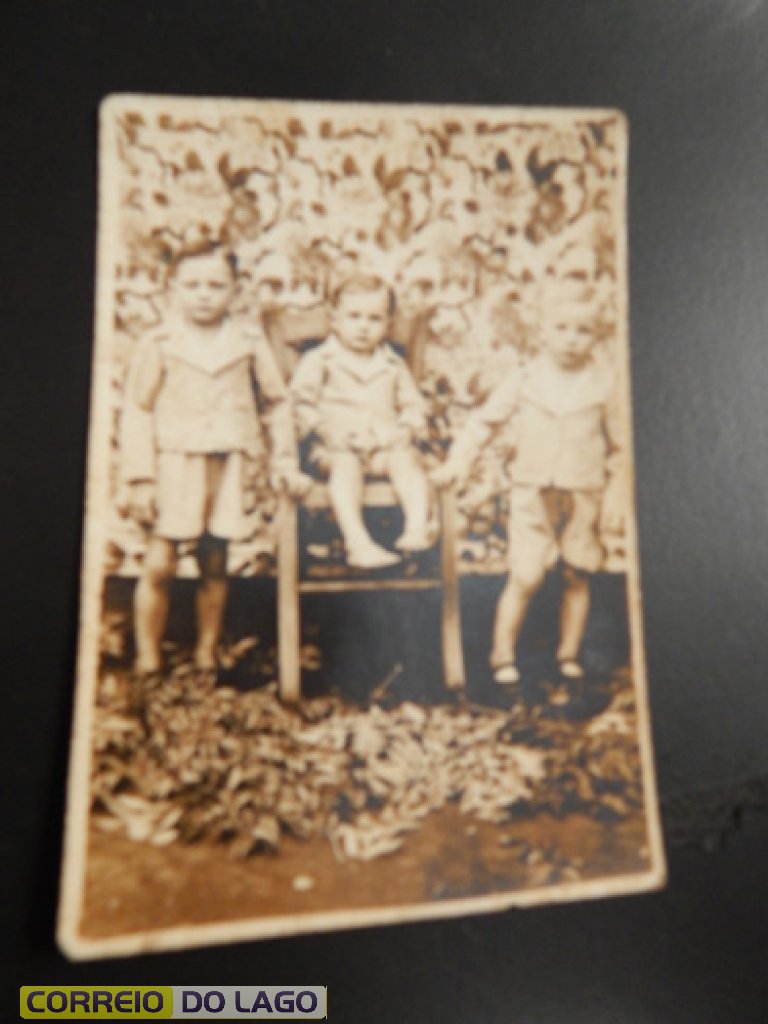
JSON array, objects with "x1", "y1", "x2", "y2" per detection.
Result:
[
  {"x1": 346, "y1": 541, "x2": 400, "y2": 569},
  {"x1": 127, "y1": 669, "x2": 163, "y2": 717},
  {"x1": 193, "y1": 646, "x2": 219, "y2": 673},
  {"x1": 394, "y1": 529, "x2": 432, "y2": 553},
  {"x1": 493, "y1": 663, "x2": 521, "y2": 685},
  {"x1": 558, "y1": 658, "x2": 585, "y2": 680}
]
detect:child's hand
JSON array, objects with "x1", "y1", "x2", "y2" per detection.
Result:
[
  {"x1": 271, "y1": 469, "x2": 314, "y2": 499},
  {"x1": 114, "y1": 484, "x2": 131, "y2": 519},
  {"x1": 600, "y1": 486, "x2": 626, "y2": 537},
  {"x1": 601, "y1": 509, "x2": 625, "y2": 535},
  {"x1": 394, "y1": 424, "x2": 416, "y2": 448},
  {"x1": 347, "y1": 427, "x2": 375, "y2": 453},
  {"x1": 128, "y1": 481, "x2": 156, "y2": 529},
  {"x1": 431, "y1": 461, "x2": 461, "y2": 490}
]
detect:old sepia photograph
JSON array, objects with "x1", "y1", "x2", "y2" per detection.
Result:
[{"x1": 58, "y1": 95, "x2": 664, "y2": 958}]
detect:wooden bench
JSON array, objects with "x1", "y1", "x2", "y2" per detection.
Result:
[
  {"x1": 276, "y1": 481, "x2": 466, "y2": 701},
  {"x1": 266, "y1": 309, "x2": 466, "y2": 701}
]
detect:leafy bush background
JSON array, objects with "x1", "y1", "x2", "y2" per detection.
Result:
[{"x1": 103, "y1": 103, "x2": 624, "y2": 577}]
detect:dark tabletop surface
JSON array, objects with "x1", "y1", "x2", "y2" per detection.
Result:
[{"x1": 3, "y1": 2, "x2": 767, "y2": 1020}]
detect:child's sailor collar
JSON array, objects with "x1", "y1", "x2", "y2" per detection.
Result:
[
  {"x1": 520, "y1": 349, "x2": 614, "y2": 416},
  {"x1": 322, "y1": 333, "x2": 401, "y2": 382},
  {"x1": 161, "y1": 317, "x2": 257, "y2": 375}
]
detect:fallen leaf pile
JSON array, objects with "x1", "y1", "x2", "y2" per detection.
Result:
[{"x1": 91, "y1": 663, "x2": 642, "y2": 862}]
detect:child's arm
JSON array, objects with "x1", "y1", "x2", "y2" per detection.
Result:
[
  {"x1": 251, "y1": 331, "x2": 308, "y2": 494},
  {"x1": 601, "y1": 363, "x2": 630, "y2": 534},
  {"x1": 119, "y1": 334, "x2": 165, "y2": 526},
  {"x1": 392, "y1": 359, "x2": 428, "y2": 445},
  {"x1": 432, "y1": 364, "x2": 522, "y2": 488},
  {"x1": 288, "y1": 345, "x2": 327, "y2": 440}
]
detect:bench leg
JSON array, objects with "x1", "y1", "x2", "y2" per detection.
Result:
[
  {"x1": 276, "y1": 493, "x2": 301, "y2": 702},
  {"x1": 439, "y1": 487, "x2": 466, "y2": 689}
]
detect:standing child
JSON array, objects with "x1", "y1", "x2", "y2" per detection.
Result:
[
  {"x1": 120, "y1": 240, "x2": 299, "y2": 679},
  {"x1": 290, "y1": 274, "x2": 431, "y2": 569},
  {"x1": 433, "y1": 294, "x2": 626, "y2": 684}
]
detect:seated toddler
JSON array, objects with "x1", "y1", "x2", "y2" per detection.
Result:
[{"x1": 290, "y1": 274, "x2": 432, "y2": 568}]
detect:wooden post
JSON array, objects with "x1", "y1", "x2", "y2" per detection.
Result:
[
  {"x1": 439, "y1": 486, "x2": 466, "y2": 689},
  {"x1": 276, "y1": 492, "x2": 301, "y2": 702}
]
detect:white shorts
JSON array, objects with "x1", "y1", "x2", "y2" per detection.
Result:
[
  {"x1": 154, "y1": 451, "x2": 250, "y2": 541},
  {"x1": 508, "y1": 485, "x2": 602, "y2": 580},
  {"x1": 312, "y1": 440, "x2": 414, "y2": 479}
]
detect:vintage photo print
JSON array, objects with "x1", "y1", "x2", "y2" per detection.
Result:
[{"x1": 59, "y1": 95, "x2": 664, "y2": 958}]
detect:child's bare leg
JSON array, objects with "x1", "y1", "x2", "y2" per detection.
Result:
[
  {"x1": 557, "y1": 564, "x2": 590, "y2": 675},
  {"x1": 134, "y1": 537, "x2": 177, "y2": 673},
  {"x1": 328, "y1": 451, "x2": 398, "y2": 568},
  {"x1": 387, "y1": 448, "x2": 431, "y2": 551},
  {"x1": 194, "y1": 535, "x2": 229, "y2": 670},
  {"x1": 490, "y1": 570, "x2": 541, "y2": 683}
]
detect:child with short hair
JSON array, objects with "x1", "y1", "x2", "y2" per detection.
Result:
[
  {"x1": 290, "y1": 274, "x2": 431, "y2": 569},
  {"x1": 121, "y1": 240, "x2": 300, "y2": 678},
  {"x1": 433, "y1": 293, "x2": 627, "y2": 684}
]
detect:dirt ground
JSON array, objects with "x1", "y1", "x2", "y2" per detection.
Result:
[
  {"x1": 78, "y1": 570, "x2": 649, "y2": 942},
  {"x1": 81, "y1": 806, "x2": 649, "y2": 939}
]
